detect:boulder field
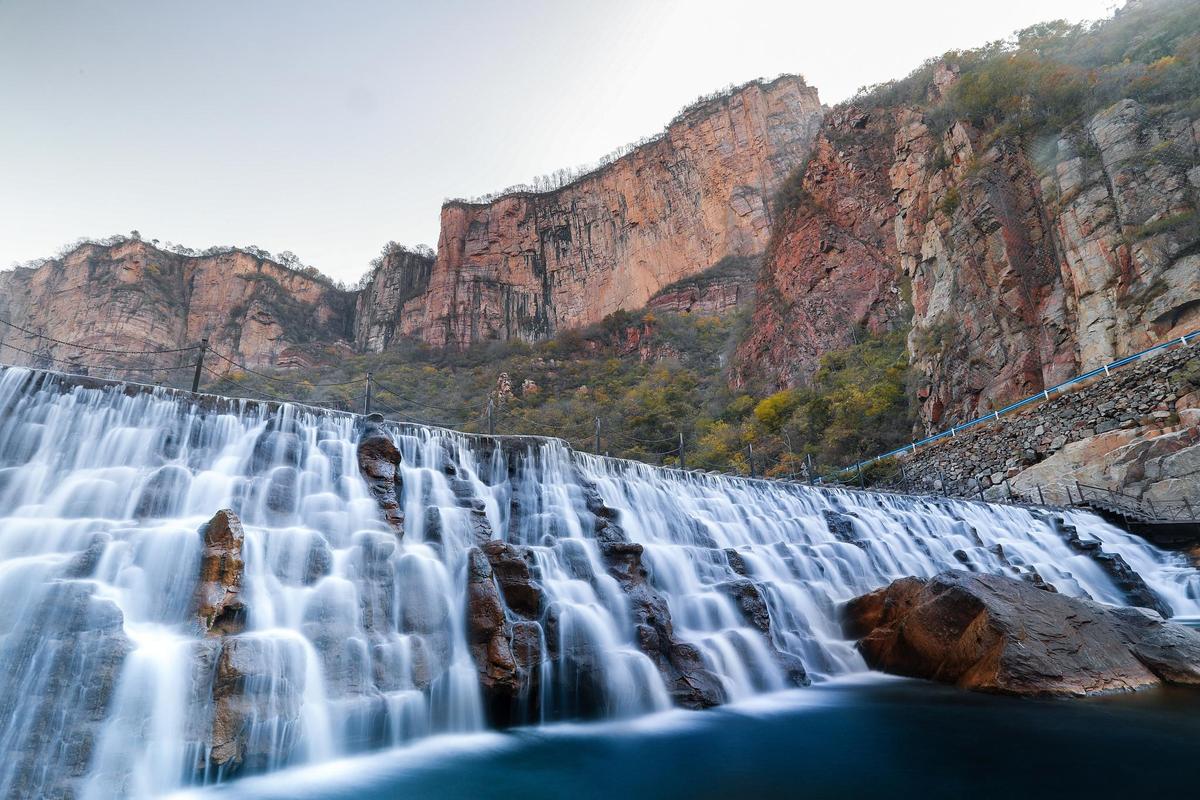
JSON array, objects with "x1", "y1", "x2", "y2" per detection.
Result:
[{"x1": 844, "y1": 570, "x2": 1200, "y2": 696}]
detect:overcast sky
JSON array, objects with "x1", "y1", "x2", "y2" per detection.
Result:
[{"x1": 1, "y1": 0, "x2": 1117, "y2": 282}]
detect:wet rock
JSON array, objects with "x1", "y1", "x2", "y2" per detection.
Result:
[
  {"x1": 716, "y1": 579, "x2": 809, "y2": 686},
  {"x1": 824, "y1": 509, "x2": 867, "y2": 548},
  {"x1": 356, "y1": 422, "x2": 404, "y2": 536},
  {"x1": 133, "y1": 464, "x2": 190, "y2": 518},
  {"x1": 595, "y1": 516, "x2": 727, "y2": 708},
  {"x1": 481, "y1": 540, "x2": 542, "y2": 618},
  {"x1": 0, "y1": 581, "x2": 132, "y2": 799},
  {"x1": 205, "y1": 636, "x2": 304, "y2": 776},
  {"x1": 465, "y1": 547, "x2": 520, "y2": 722},
  {"x1": 844, "y1": 570, "x2": 1200, "y2": 696},
  {"x1": 195, "y1": 509, "x2": 246, "y2": 636},
  {"x1": 1052, "y1": 517, "x2": 1172, "y2": 617},
  {"x1": 304, "y1": 534, "x2": 333, "y2": 584}
]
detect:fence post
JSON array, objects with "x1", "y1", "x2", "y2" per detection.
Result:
[
  {"x1": 190, "y1": 337, "x2": 208, "y2": 393},
  {"x1": 487, "y1": 398, "x2": 495, "y2": 436},
  {"x1": 363, "y1": 372, "x2": 372, "y2": 416},
  {"x1": 679, "y1": 431, "x2": 686, "y2": 470}
]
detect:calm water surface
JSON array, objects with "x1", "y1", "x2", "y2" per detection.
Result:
[{"x1": 181, "y1": 676, "x2": 1200, "y2": 800}]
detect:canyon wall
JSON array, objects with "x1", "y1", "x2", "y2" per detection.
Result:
[
  {"x1": 0, "y1": 240, "x2": 355, "y2": 376},
  {"x1": 357, "y1": 75, "x2": 823, "y2": 350},
  {"x1": 738, "y1": 70, "x2": 1200, "y2": 430}
]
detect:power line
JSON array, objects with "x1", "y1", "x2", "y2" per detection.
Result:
[
  {"x1": 370, "y1": 375, "x2": 465, "y2": 415},
  {"x1": 0, "y1": 317, "x2": 197, "y2": 355},
  {"x1": 207, "y1": 349, "x2": 366, "y2": 388},
  {"x1": 0, "y1": 340, "x2": 196, "y2": 374}
]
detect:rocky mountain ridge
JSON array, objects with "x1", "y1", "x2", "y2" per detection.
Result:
[{"x1": 739, "y1": 66, "x2": 1199, "y2": 429}]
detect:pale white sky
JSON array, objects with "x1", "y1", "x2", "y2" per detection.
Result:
[{"x1": 0, "y1": 0, "x2": 1117, "y2": 282}]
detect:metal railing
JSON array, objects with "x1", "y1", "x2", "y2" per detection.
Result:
[
  {"x1": 1074, "y1": 482, "x2": 1199, "y2": 524},
  {"x1": 844, "y1": 328, "x2": 1200, "y2": 475}
]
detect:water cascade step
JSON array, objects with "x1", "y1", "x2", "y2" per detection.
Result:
[{"x1": 0, "y1": 366, "x2": 1197, "y2": 798}]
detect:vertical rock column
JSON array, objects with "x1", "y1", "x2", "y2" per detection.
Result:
[{"x1": 356, "y1": 415, "x2": 405, "y2": 536}]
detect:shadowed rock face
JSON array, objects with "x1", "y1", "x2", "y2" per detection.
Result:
[
  {"x1": 195, "y1": 509, "x2": 247, "y2": 636},
  {"x1": 844, "y1": 570, "x2": 1200, "y2": 696}
]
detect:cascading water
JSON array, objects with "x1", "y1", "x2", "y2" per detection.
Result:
[{"x1": 0, "y1": 365, "x2": 1196, "y2": 798}]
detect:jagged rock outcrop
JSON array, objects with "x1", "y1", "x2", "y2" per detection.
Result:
[
  {"x1": 739, "y1": 75, "x2": 1199, "y2": 429},
  {"x1": 844, "y1": 570, "x2": 1200, "y2": 696},
  {"x1": 195, "y1": 509, "x2": 247, "y2": 636},
  {"x1": 0, "y1": 239, "x2": 356, "y2": 375},
  {"x1": 354, "y1": 245, "x2": 436, "y2": 351},
  {"x1": 363, "y1": 76, "x2": 823, "y2": 349},
  {"x1": 735, "y1": 105, "x2": 908, "y2": 386}
]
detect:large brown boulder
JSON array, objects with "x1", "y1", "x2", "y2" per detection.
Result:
[
  {"x1": 195, "y1": 509, "x2": 246, "y2": 635},
  {"x1": 844, "y1": 570, "x2": 1200, "y2": 696}
]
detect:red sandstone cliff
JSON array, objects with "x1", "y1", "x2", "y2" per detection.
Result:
[
  {"x1": 738, "y1": 67, "x2": 1200, "y2": 430},
  {"x1": 358, "y1": 76, "x2": 823, "y2": 350},
  {"x1": 0, "y1": 240, "x2": 355, "y2": 377}
]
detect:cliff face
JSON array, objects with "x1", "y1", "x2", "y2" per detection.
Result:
[
  {"x1": 353, "y1": 246, "x2": 435, "y2": 351},
  {"x1": 0, "y1": 240, "x2": 356, "y2": 375},
  {"x1": 734, "y1": 106, "x2": 908, "y2": 387},
  {"x1": 359, "y1": 76, "x2": 823, "y2": 350},
  {"x1": 738, "y1": 82, "x2": 1200, "y2": 429}
]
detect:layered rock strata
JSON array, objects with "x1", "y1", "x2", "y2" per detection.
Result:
[
  {"x1": 361, "y1": 76, "x2": 823, "y2": 349},
  {"x1": 740, "y1": 82, "x2": 1200, "y2": 429},
  {"x1": 0, "y1": 240, "x2": 355, "y2": 375}
]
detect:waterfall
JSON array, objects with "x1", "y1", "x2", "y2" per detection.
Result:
[{"x1": 0, "y1": 365, "x2": 1196, "y2": 798}]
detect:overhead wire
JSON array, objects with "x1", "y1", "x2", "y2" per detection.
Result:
[{"x1": 0, "y1": 316, "x2": 198, "y2": 355}]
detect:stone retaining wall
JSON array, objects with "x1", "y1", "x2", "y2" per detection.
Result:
[{"x1": 887, "y1": 342, "x2": 1200, "y2": 504}]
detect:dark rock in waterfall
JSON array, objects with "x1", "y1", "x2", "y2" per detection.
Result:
[
  {"x1": 594, "y1": 515, "x2": 727, "y2": 708},
  {"x1": 133, "y1": 464, "x2": 190, "y2": 518},
  {"x1": 823, "y1": 509, "x2": 866, "y2": 548},
  {"x1": 204, "y1": 636, "x2": 305, "y2": 776},
  {"x1": 481, "y1": 539, "x2": 542, "y2": 618},
  {"x1": 1051, "y1": 516, "x2": 1172, "y2": 617},
  {"x1": 716, "y1": 579, "x2": 809, "y2": 686},
  {"x1": 844, "y1": 570, "x2": 1200, "y2": 696},
  {"x1": 304, "y1": 533, "x2": 333, "y2": 584},
  {"x1": 251, "y1": 429, "x2": 303, "y2": 472},
  {"x1": 355, "y1": 531, "x2": 397, "y2": 633},
  {"x1": 465, "y1": 547, "x2": 520, "y2": 721},
  {"x1": 0, "y1": 581, "x2": 132, "y2": 799},
  {"x1": 724, "y1": 547, "x2": 750, "y2": 576},
  {"x1": 356, "y1": 422, "x2": 404, "y2": 536},
  {"x1": 61, "y1": 532, "x2": 113, "y2": 578},
  {"x1": 195, "y1": 509, "x2": 246, "y2": 636}
]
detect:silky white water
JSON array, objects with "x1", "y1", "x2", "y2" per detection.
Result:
[{"x1": 0, "y1": 365, "x2": 1196, "y2": 798}]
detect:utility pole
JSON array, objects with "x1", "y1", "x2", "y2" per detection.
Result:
[
  {"x1": 747, "y1": 442, "x2": 755, "y2": 478},
  {"x1": 594, "y1": 417, "x2": 601, "y2": 455},
  {"x1": 805, "y1": 453, "x2": 815, "y2": 485},
  {"x1": 487, "y1": 398, "x2": 495, "y2": 436},
  {"x1": 191, "y1": 337, "x2": 208, "y2": 393},
  {"x1": 363, "y1": 372, "x2": 372, "y2": 416},
  {"x1": 679, "y1": 431, "x2": 686, "y2": 470}
]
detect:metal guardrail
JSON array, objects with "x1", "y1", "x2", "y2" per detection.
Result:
[
  {"x1": 844, "y1": 328, "x2": 1200, "y2": 475},
  {"x1": 1074, "y1": 482, "x2": 1199, "y2": 524}
]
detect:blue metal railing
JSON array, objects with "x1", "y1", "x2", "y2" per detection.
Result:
[{"x1": 842, "y1": 328, "x2": 1200, "y2": 475}]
